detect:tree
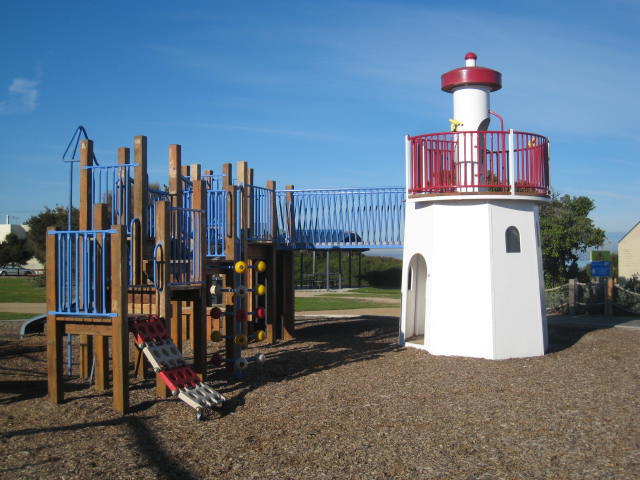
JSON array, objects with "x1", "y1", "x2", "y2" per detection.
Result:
[
  {"x1": 539, "y1": 193, "x2": 605, "y2": 287},
  {"x1": 0, "y1": 233, "x2": 33, "y2": 266},
  {"x1": 25, "y1": 206, "x2": 79, "y2": 264}
]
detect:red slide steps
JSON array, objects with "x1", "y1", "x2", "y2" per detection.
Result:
[{"x1": 130, "y1": 315, "x2": 225, "y2": 420}]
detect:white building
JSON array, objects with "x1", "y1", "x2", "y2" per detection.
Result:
[
  {"x1": 0, "y1": 217, "x2": 44, "y2": 270},
  {"x1": 618, "y1": 222, "x2": 640, "y2": 283},
  {"x1": 399, "y1": 53, "x2": 549, "y2": 360}
]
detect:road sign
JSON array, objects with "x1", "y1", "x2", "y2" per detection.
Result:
[
  {"x1": 590, "y1": 260, "x2": 611, "y2": 277},
  {"x1": 590, "y1": 250, "x2": 611, "y2": 262}
]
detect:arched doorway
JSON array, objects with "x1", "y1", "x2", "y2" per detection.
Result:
[{"x1": 404, "y1": 254, "x2": 427, "y2": 344}]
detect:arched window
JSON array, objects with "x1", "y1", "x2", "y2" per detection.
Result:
[{"x1": 505, "y1": 226, "x2": 521, "y2": 253}]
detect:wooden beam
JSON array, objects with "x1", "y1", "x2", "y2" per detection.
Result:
[
  {"x1": 110, "y1": 225, "x2": 129, "y2": 414},
  {"x1": 78, "y1": 140, "x2": 94, "y2": 378},
  {"x1": 46, "y1": 227, "x2": 63, "y2": 404},
  {"x1": 169, "y1": 144, "x2": 182, "y2": 208},
  {"x1": 133, "y1": 135, "x2": 148, "y2": 238},
  {"x1": 93, "y1": 203, "x2": 109, "y2": 391},
  {"x1": 266, "y1": 180, "x2": 277, "y2": 343},
  {"x1": 155, "y1": 201, "x2": 170, "y2": 398},
  {"x1": 192, "y1": 180, "x2": 207, "y2": 376}
]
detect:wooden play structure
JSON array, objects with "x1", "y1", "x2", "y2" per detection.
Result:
[
  {"x1": 46, "y1": 133, "x2": 404, "y2": 416},
  {"x1": 46, "y1": 135, "x2": 296, "y2": 416}
]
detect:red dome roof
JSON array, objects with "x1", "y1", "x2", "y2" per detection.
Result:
[{"x1": 441, "y1": 54, "x2": 502, "y2": 92}]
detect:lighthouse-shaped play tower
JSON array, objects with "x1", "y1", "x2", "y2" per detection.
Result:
[{"x1": 400, "y1": 53, "x2": 550, "y2": 359}]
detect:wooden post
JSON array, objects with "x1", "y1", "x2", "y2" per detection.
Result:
[
  {"x1": 78, "y1": 140, "x2": 94, "y2": 379},
  {"x1": 283, "y1": 185, "x2": 296, "y2": 339},
  {"x1": 569, "y1": 278, "x2": 576, "y2": 315},
  {"x1": 155, "y1": 200, "x2": 170, "y2": 398},
  {"x1": 110, "y1": 225, "x2": 129, "y2": 414},
  {"x1": 191, "y1": 179, "x2": 207, "y2": 376},
  {"x1": 169, "y1": 144, "x2": 182, "y2": 208},
  {"x1": 93, "y1": 204, "x2": 110, "y2": 391},
  {"x1": 46, "y1": 227, "x2": 64, "y2": 404},
  {"x1": 266, "y1": 180, "x2": 278, "y2": 343},
  {"x1": 222, "y1": 163, "x2": 236, "y2": 261},
  {"x1": 605, "y1": 277, "x2": 613, "y2": 316},
  {"x1": 133, "y1": 136, "x2": 148, "y2": 283},
  {"x1": 190, "y1": 163, "x2": 201, "y2": 181}
]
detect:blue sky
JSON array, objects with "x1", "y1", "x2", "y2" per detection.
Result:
[{"x1": 1, "y1": 0, "x2": 638, "y2": 234}]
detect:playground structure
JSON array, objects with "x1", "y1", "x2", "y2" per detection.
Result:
[
  {"x1": 45, "y1": 135, "x2": 405, "y2": 415},
  {"x1": 400, "y1": 53, "x2": 550, "y2": 359},
  {"x1": 45, "y1": 51, "x2": 552, "y2": 417}
]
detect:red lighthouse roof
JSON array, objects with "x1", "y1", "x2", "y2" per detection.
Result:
[{"x1": 441, "y1": 53, "x2": 502, "y2": 92}]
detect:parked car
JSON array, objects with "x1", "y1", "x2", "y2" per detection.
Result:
[{"x1": 0, "y1": 265, "x2": 34, "y2": 276}]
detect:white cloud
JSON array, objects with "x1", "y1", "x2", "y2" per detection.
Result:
[{"x1": 0, "y1": 77, "x2": 39, "y2": 114}]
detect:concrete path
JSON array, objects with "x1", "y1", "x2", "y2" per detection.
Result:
[{"x1": 0, "y1": 303, "x2": 46, "y2": 313}]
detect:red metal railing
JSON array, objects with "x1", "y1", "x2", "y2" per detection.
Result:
[{"x1": 408, "y1": 131, "x2": 549, "y2": 196}]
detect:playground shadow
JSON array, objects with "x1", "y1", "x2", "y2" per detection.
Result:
[
  {"x1": 1, "y1": 416, "x2": 199, "y2": 480},
  {"x1": 213, "y1": 314, "x2": 401, "y2": 415},
  {"x1": 546, "y1": 314, "x2": 640, "y2": 353}
]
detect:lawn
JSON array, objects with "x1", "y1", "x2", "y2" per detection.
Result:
[
  {"x1": 0, "y1": 312, "x2": 41, "y2": 320},
  {"x1": 0, "y1": 277, "x2": 46, "y2": 303},
  {"x1": 295, "y1": 296, "x2": 394, "y2": 311},
  {"x1": 320, "y1": 287, "x2": 401, "y2": 299}
]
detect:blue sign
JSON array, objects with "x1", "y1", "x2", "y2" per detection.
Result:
[{"x1": 590, "y1": 261, "x2": 611, "y2": 277}]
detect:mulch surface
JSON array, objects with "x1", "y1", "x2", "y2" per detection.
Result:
[{"x1": 1, "y1": 316, "x2": 638, "y2": 479}]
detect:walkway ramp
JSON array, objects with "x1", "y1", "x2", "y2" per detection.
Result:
[{"x1": 129, "y1": 315, "x2": 225, "y2": 419}]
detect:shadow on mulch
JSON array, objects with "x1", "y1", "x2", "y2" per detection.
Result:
[
  {"x1": 546, "y1": 314, "x2": 637, "y2": 353},
  {"x1": 1, "y1": 416, "x2": 198, "y2": 480},
  {"x1": 211, "y1": 315, "x2": 401, "y2": 416},
  {"x1": 546, "y1": 324, "x2": 599, "y2": 353}
]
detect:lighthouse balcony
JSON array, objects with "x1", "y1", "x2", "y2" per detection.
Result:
[{"x1": 407, "y1": 130, "x2": 550, "y2": 199}]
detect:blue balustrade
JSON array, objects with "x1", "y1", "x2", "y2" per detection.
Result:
[
  {"x1": 168, "y1": 206, "x2": 204, "y2": 286},
  {"x1": 249, "y1": 185, "x2": 275, "y2": 242},
  {"x1": 276, "y1": 187, "x2": 405, "y2": 249},
  {"x1": 206, "y1": 189, "x2": 227, "y2": 257},
  {"x1": 147, "y1": 188, "x2": 171, "y2": 239},
  {"x1": 83, "y1": 164, "x2": 137, "y2": 231},
  {"x1": 48, "y1": 229, "x2": 116, "y2": 317}
]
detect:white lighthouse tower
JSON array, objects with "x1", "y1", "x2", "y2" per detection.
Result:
[{"x1": 400, "y1": 53, "x2": 550, "y2": 359}]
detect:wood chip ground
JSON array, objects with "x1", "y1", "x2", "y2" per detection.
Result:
[{"x1": 1, "y1": 315, "x2": 638, "y2": 479}]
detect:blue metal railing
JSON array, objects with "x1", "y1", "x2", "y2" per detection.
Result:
[
  {"x1": 203, "y1": 173, "x2": 225, "y2": 190},
  {"x1": 206, "y1": 189, "x2": 227, "y2": 257},
  {"x1": 84, "y1": 164, "x2": 137, "y2": 231},
  {"x1": 48, "y1": 229, "x2": 116, "y2": 317},
  {"x1": 249, "y1": 185, "x2": 275, "y2": 242},
  {"x1": 147, "y1": 188, "x2": 171, "y2": 239},
  {"x1": 181, "y1": 175, "x2": 193, "y2": 209},
  {"x1": 276, "y1": 187, "x2": 405, "y2": 249},
  {"x1": 168, "y1": 206, "x2": 204, "y2": 286}
]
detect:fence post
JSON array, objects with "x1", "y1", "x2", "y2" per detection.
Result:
[
  {"x1": 605, "y1": 277, "x2": 613, "y2": 316},
  {"x1": 569, "y1": 278, "x2": 576, "y2": 315}
]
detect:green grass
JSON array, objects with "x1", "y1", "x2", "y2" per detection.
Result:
[
  {"x1": 319, "y1": 287, "x2": 401, "y2": 299},
  {"x1": 0, "y1": 277, "x2": 46, "y2": 303},
  {"x1": 0, "y1": 312, "x2": 41, "y2": 320},
  {"x1": 295, "y1": 296, "x2": 394, "y2": 312}
]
